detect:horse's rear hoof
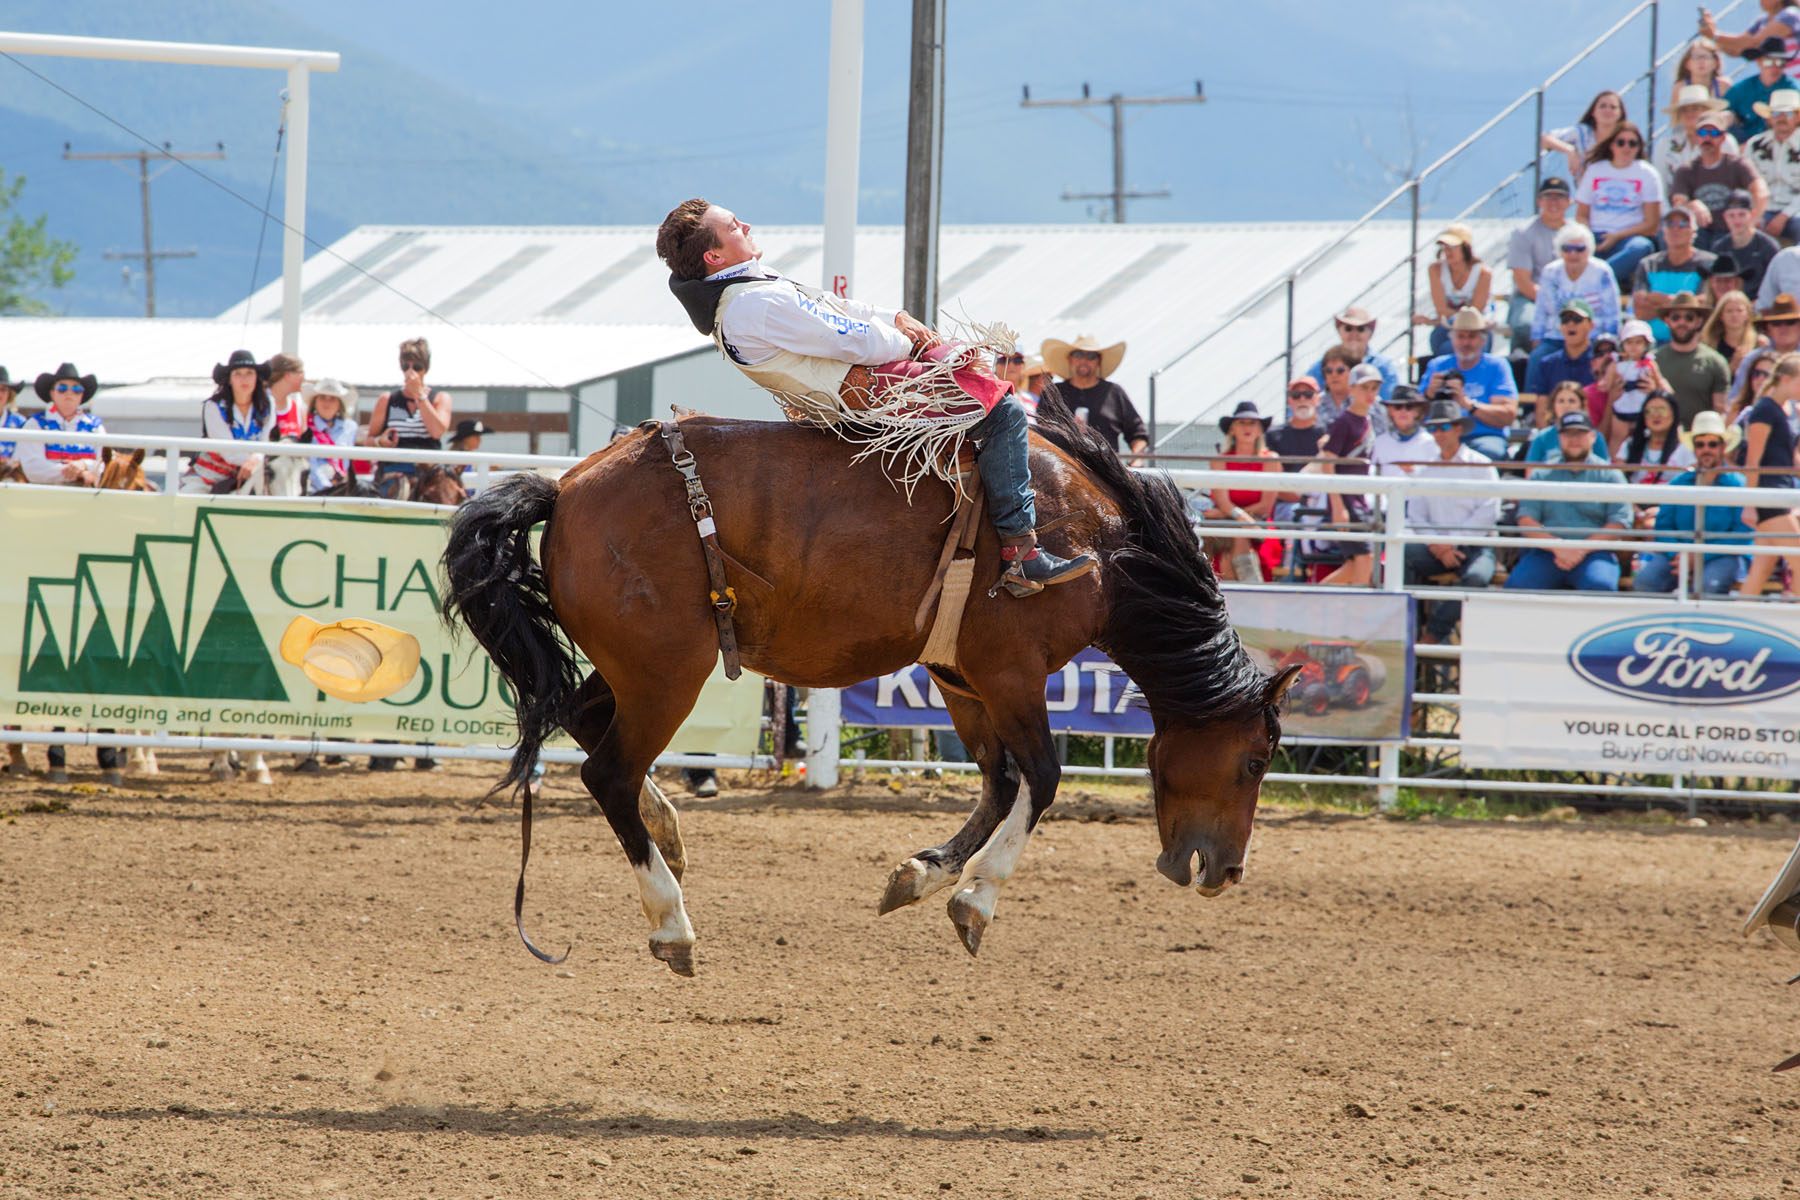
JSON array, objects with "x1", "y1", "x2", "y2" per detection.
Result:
[
  {"x1": 878, "y1": 858, "x2": 931, "y2": 914},
  {"x1": 946, "y1": 892, "x2": 988, "y2": 957},
  {"x1": 650, "y1": 940, "x2": 696, "y2": 977}
]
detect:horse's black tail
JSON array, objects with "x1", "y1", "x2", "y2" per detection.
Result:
[{"x1": 441, "y1": 472, "x2": 584, "y2": 795}]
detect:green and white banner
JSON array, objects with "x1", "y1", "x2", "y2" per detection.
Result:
[{"x1": 0, "y1": 488, "x2": 762, "y2": 754}]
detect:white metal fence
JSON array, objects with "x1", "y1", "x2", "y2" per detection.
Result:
[{"x1": 6, "y1": 431, "x2": 1799, "y2": 812}]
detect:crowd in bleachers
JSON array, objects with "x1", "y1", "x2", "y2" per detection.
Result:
[
  {"x1": 1152, "y1": 19, "x2": 1800, "y2": 638},
  {"x1": 0, "y1": 335, "x2": 489, "y2": 504}
]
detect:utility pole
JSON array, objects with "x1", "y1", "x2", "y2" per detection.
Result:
[
  {"x1": 1020, "y1": 82, "x2": 1205, "y2": 223},
  {"x1": 902, "y1": 0, "x2": 946, "y2": 325},
  {"x1": 64, "y1": 141, "x2": 225, "y2": 316}
]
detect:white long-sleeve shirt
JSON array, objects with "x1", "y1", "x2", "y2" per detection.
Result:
[
  {"x1": 1404, "y1": 445, "x2": 1502, "y2": 537},
  {"x1": 16, "y1": 408, "x2": 104, "y2": 485},
  {"x1": 709, "y1": 261, "x2": 914, "y2": 367}
]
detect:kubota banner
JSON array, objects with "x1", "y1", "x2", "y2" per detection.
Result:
[
  {"x1": 842, "y1": 589, "x2": 1414, "y2": 741},
  {"x1": 0, "y1": 487, "x2": 764, "y2": 753}
]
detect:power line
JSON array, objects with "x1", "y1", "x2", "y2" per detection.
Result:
[
  {"x1": 1020, "y1": 81, "x2": 1206, "y2": 223},
  {"x1": 64, "y1": 141, "x2": 225, "y2": 317}
]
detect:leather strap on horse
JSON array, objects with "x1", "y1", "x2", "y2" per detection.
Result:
[{"x1": 658, "y1": 419, "x2": 743, "y2": 680}]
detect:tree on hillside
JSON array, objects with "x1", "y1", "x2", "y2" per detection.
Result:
[{"x1": 0, "y1": 168, "x2": 76, "y2": 315}]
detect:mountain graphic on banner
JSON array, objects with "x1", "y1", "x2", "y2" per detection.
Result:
[{"x1": 18, "y1": 512, "x2": 287, "y2": 701}]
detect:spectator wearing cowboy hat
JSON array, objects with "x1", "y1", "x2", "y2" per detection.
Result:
[
  {"x1": 1746, "y1": 90, "x2": 1800, "y2": 236},
  {"x1": 1301, "y1": 305, "x2": 1401, "y2": 404},
  {"x1": 1705, "y1": 190, "x2": 1781, "y2": 296},
  {"x1": 1672, "y1": 111, "x2": 1770, "y2": 224},
  {"x1": 16, "y1": 362, "x2": 103, "y2": 486},
  {"x1": 1653, "y1": 291, "x2": 1733, "y2": 426},
  {"x1": 299, "y1": 378, "x2": 362, "y2": 494},
  {"x1": 1631, "y1": 410, "x2": 1753, "y2": 594},
  {"x1": 1210, "y1": 401, "x2": 1282, "y2": 583},
  {"x1": 1505, "y1": 410, "x2": 1633, "y2": 592},
  {"x1": 1507, "y1": 176, "x2": 1575, "y2": 351},
  {"x1": 0, "y1": 366, "x2": 25, "y2": 473},
  {"x1": 1724, "y1": 35, "x2": 1800, "y2": 139},
  {"x1": 1370, "y1": 384, "x2": 1431, "y2": 479},
  {"x1": 1630, "y1": 202, "x2": 1719, "y2": 341},
  {"x1": 445, "y1": 417, "x2": 494, "y2": 495},
  {"x1": 1707, "y1": 251, "x2": 1749, "y2": 303},
  {"x1": 1705, "y1": 5, "x2": 1800, "y2": 79},
  {"x1": 1040, "y1": 334, "x2": 1146, "y2": 461},
  {"x1": 1423, "y1": 307, "x2": 1520, "y2": 461},
  {"x1": 1523, "y1": 297, "x2": 1599, "y2": 425},
  {"x1": 182, "y1": 349, "x2": 273, "y2": 494},
  {"x1": 1657, "y1": 84, "x2": 1740, "y2": 188},
  {"x1": 1403, "y1": 398, "x2": 1501, "y2": 643}
]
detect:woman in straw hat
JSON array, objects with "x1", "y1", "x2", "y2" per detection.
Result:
[
  {"x1": 1656, "y1": 84, "x2": 1739, "y2": 182},
  {"x1": 299, "y1": 377, "x2": 363, "y2": 494}
]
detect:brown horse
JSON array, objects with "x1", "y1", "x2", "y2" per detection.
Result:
[
  {"x1": 442, "y1": 397, "x2": 1301, "y2": 975},
  {"x1": 378, "y1": 463, "x2": 467, "y2": 505}
]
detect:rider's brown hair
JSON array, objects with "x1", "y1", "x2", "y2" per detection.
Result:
[{"x1": 657, "y1": 197, "x2": 718, "y2": 281}]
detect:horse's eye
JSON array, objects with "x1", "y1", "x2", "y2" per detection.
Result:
[{"x1": 1248, "y1": 758, "x2": 1267, "y2": 776}]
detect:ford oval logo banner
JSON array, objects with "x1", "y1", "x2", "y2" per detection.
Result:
[
  {"x1": 1567, "y1": 616, "x2": 1800, "y2": 707},
  {"x1": 1460, "y1": 599, "x2": 1800, "y2": 782}
]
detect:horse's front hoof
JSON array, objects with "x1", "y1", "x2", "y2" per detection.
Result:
[
  {"x1": 650, "y1": 939, "x2": 696, "y2": 977},
  {"x1": 252, "y1": 766, "x2": 273, "y2": 786},
  {"x1": 946, "y1": 891, "x2": 989, "y2": 957},
  {"x1": 878, "y1": 857, "x2": 932, "y2": 914}
]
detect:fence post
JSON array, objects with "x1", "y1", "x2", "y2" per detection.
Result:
[
  {"x1": 1646, "y1": 0, "x2": 1660, "y2": 136},
  {"x1": 1147, "y1": 371, "x2": 1158, "y2": 465},
  {"x1": 1406, "y1": 179, "x2": 1421, "y2": 368},
  {"x1": 1377, "y1": 492, "x2": 1408, "y2": 812},
  {"x1": 805, "y1": 688, "x2": 840, "y2": 788},
  {"x1": 1284, "y1": 275, "x2": 1296, "y2": 393},
  {"x1": 1533, "y1": 88, "x2": 1545, "y2": 195}
]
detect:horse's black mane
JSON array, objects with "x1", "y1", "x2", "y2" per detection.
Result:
[{"x1": 1031, "y1": 383, "x2": 1270, "y2": 725}]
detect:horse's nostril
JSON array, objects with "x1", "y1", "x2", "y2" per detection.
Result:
[{"x1": 1223, "y1": 865, "x2": 1244, "y2": 885}]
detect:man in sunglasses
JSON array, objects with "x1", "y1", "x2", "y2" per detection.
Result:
[
  {"x1": 1522, "y1": 298, "x2": 1599, "y2": 426},
  {"x1": 1630, "y1": 203, "x2": 1718, "y2": 342},
  {"x1": 1673, "y1": 111, "x2": 1769, "y2": 223},
  {"x1": 1652, "y1": 291, "x2": 1732, "y2": 428},
  {"x1": 1506, "y1": 176, "x2": 1574, "y2": 353},
  {"x1": 15, "y1": 362, "x2": 104, "y2": 487},
  {"x1": 1300, "y1": 305, "x2": 1401, "y2": 406},
  {"x1": 1723, "y1": 35, "x2": 1800, "y2": 141},
  {"x1": 1631, "y1": 411, "x2": 1753, "y2": 595},
  {"x1": 1401, "y1": 399, "x2": 1501, "y2": 643},
  {"x1": 1746, "y1": 91, "x2": 1800, "y2": 240}
]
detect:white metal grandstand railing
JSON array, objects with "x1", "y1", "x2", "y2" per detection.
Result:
[{"x1": 1147, "y1": 0, "x2": 1748, "y2": 459}]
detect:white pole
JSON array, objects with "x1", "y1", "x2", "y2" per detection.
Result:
[
  {"x1": 807, "y1": 0, "x2": 863, "y2": 790},
  {"x1": 1376, "y1": 494, "x2": 1408, "y2": 812},
  {"x1": 281, "y1": 64, "x2": 310, "y2": 357}
]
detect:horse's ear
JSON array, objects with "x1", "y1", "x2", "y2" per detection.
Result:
[
  {"x1": 130, "y1": 448, "x2": 145, "y2": 467},
  {"x1": 101, "y1": 446, "x2": 115, "y2": 464},
  {"x1": 1264, "y1": 664, "x2": 1305, "y2": 709}
]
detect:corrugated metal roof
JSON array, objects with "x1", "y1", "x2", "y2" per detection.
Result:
[
  {"x1": 0, "y1": 317, "x2": 708, "y2": 392},
  {"x1": 213, "y1": 219, "x2": 1520, "y2": 431}
]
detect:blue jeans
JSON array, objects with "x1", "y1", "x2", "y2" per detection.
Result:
[
  {"x1": 1631, "y1": 553, "x2": 1746, "y2": 596},
  {"x1": 1403, "y1": 542, "x2": 1497, "y2": 640},
  {"x1": 1504, "y1": 547, "x2": 1621, "y2": 591},
  {"x1": 972, "y1": 397, "x2": 1035, "y2": 538},
  {"x1": 1602, "y1": 235, "x2": 1656, "y2": 285},
  {"x1": 1464, "y1": 433, "x2": 1510, "y2": 461}
]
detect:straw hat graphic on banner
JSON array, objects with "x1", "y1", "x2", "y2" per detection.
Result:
[{"x1": 279, "y1": 616, "x2": 421, "y2": 702}]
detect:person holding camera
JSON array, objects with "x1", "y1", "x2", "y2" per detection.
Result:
[{"x1": 1422, "y1": 307, "x2": 1519, "y2": 461}]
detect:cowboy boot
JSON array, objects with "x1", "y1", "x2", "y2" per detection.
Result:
[{"x1": 995, "y1": 531, "x2": 1097, "y2": 598}]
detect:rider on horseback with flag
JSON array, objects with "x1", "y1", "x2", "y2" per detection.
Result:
[{"x1": 656, "y1": 198, "x2": 1095, "y2": 595}]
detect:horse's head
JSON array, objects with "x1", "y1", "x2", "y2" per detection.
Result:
[
  {"x1": 97, "y1": 446, "x2": 154, "y2": 492},
  {"x1": 1148, "y1": 663, "x2": 1302, "y2": 896}
]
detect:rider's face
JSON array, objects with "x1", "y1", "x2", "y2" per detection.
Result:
[{"x1": 703, "y1": 207, "x2": 759, "y2": 271}]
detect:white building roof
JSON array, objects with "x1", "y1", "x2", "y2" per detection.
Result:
[
  {"x1": 217, "y1": 220, "x2": 1519, "y2": 433},
  {"x1": 0, "y1": 318, "x2": 707, "y2": 392}
]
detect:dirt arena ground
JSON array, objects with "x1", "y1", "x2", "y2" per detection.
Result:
[{"x1": 3, "y1": 752, "x2": 1800, "y2": 1199}]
